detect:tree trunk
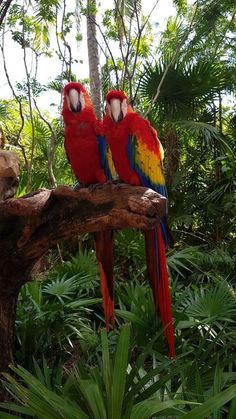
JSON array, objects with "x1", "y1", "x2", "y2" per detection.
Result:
[
  {"x1": 0, "y1": 0, "x2": 13, "y2": 26},
  {"x1": 86, "y1": 0, "x2": 102, "y2": 119},
  {"x1": 0, "y1": 150, "x2": 19, "y2": 201},
  {"x1": 0, "y1": 183, "x2": 166, "y2": 376},
  {"x1": 164, "y1": 130, "x2": 180, "y2": 187},
  {"x1": 0, "y1": 291, "x2": 19, "y2": 372}
]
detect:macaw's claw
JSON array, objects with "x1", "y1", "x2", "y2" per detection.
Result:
[
  {"x1": 111, "y1": 180, "x2": 125, "y2": 189},
  {"x1": 88, "y1": 183, "x2": 103, "y2": 192},
  {"x1": 73, "y1": 182, "x2": 86, "y2": 190}
]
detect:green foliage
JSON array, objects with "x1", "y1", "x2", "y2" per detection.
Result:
[
  {"x1": 0, "y1": 1, "x2": 236, "y2": 416},
  {"x1": 15, "y1": 251, "x2": 100, "y2": 369},
  {"x1": 179, "y1": 281, "x2": 236, "y2": 324},
  {"x1": 116, "y1": 281, "x2": 159, "y2": 349},
  {"x1": 140, "y1": 59, "x2": 230, "y2": 122},
  {"x1": 1, "y1": 325, "x2": 236, "y2": 418},
  {"x1": 47, "y1": 249, "x2": 98, "y2": 285},
  {"x1": 0, "y1": 103, "x2": 7, "y2": 119},
  {"x1": 0, "y1": 326, "x2": 197, "y2": 417},
  {"x1": 115, "y1": 229, "x2": 146, "y2": 280}
]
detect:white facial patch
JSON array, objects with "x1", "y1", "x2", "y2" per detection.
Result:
[
  {"x1": 110, "y1": 98, "x2": 122, "y2": 122},
  {"x1": 121, "y1": 99, "x2": 128, "y2": 117},
  {"x1": 67, "y1": 88, "x2": 79, "y2": 111},
  {"x1": 107, "y1": 103, "x2": 112, "y2": 118},
  {"x1": 79, "y1": 92, "x2": 85, "y2": 110}
]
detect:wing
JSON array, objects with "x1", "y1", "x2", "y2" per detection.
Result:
[
  {"x1": 127, "y1": 119, "x2": 169, "y2": 245},
  {"x1": 97, "y1": 135, "x2": 116, "y2": 181},
  {"x1": 127, "y1": 119, "x2": 167, "y2": 198}
]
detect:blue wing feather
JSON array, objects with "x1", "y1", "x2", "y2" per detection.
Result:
[{"x1": 97, "y1": 135, "x2": 113, "y2": 181}]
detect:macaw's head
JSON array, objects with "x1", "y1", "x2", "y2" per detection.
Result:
[
  {"x1": 106, "y1": 90, "x2": 129, "y2": 123},
  {"x1": 63, "y1": 82, "x2": 92, "y2": 114}
]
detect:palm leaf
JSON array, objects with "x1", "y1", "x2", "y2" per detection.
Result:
[
  {"x1": 112, "y1": 323, "x2": 131, "y2": 419},
  {"x1": 130, "y1": 399, "x2": 197, "y2": 418},
  {"x1": 183, "y1": 384, "x2": 236, "y2": 419},
  {"x1": 180, "y1": 282, "x2": 236, "y2": 324},
  {"x1": 139, "y1": 59, "x2": 230, "y2": 121},
  {"x1": 0, "y1": 103, "x2": 7, "y2": 119}
]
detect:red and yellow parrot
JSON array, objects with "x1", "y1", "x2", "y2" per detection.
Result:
[
  {"x1": 103, "y1": 90, "x2": 175, "y2": 357},
  {"x1": 62, "y1": 82, "x2": 115, "y2": 329}
]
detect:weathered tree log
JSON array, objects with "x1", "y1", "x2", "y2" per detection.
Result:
[
  {"x1": 0, "y1": 183, "x2": 166, "y2": 374},
  {"x1": 0, "y1": 150, "x2": 19, "y2": 202}
]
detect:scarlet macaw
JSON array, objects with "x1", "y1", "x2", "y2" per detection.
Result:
[
  {"x1": 62, "y1": 82, "x2": 115, "y2": 328},
  {"x1": 103, "y1": 90, "x2": 175, "y2": 357}
]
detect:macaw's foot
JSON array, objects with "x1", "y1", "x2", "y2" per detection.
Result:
[
  {"x1": 88, "y1": 183, "x2": 103, "y2": 192},
  {"x1": 110, "y1": 179, "x2": 125, "y2": 189},
  {"x1": 73, "y1": 182, "x2": 86, "y2": 190}
]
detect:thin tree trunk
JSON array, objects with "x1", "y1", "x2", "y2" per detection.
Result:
[
  {"x1": 215, "y1": 92, "x2": 222, "y2": 183},
  {"x1": 86, "y1": 0, "x2": 102, "y2": 119},
  {"x1": 164, "y1": 130, "x2": 180, "y2": 187},
  {"x1": 0, "y1": 291, "x2": 19, "y2": 371},
  {"x1": 0, "y1": 290, "x2": 19, "y2": 402},
  {"x1": 214, "y1": 92, "x2": 223, "y2": 242},
  {"x1": 0, "y1": 0, "x2": 13, "y2": 26}
]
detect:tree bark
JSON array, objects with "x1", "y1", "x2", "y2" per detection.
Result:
[
  {"x1": 0, "y1": 150, "x2": 19, "y2": 202},
  {"x1": 86, "y1": 0, "x2": 102, "y2": 119},
  {"x1": 164, "y1": 131, "x2": 180, "y2": 187},
  {"x1": 0, "y1": 183, "x2": 166, "y2": 374},
  {"x1": 0, "y1": 291, "x2": 19, "y2": 371}
]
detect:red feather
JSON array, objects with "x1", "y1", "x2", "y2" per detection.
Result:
[
  {"x1": 94, "y1": 231, "x2": 115, "y2": 329},
  {"x1": 103, "y1": 90, "x2": 175, "y2": 357},
  {"x1": 106, "y1": 90, "x2": 127, "y2": 103},
  {"x1": 62, "y1": 83, "x2": 115, "y2": 329}
]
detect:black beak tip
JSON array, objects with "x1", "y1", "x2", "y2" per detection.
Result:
[{"x1": 71, "y1": 102, "x2": 82, "y2": 113}]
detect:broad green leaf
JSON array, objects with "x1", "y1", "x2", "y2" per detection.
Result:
[
  {"x1": 131, "y1": 399, "x2": 198, "y2": 419},
  {"x1": 182, "y1": 384, "x2": 236, "y2": 419},
  {"x1": 228, "y1": 397, "x2": 236, "y2": 419},
  {"x1": 213, "y1": 360, "x2": 221, "y2": 419},
  {"x1": 134, "y1": 362, "x2": 189, "y2": 403},
  {"x1": 101, "y1": 328, "x2": 113, "y2": 417},
  {"x1": 78, "y1": 379, "x2": 107, "y2": 419},
  {"x1": 112, "y1": 323, "x2": 131, "y2": 419},
  {"x1": 0, "y1": 413, "x2": 20, "y2": 419}
]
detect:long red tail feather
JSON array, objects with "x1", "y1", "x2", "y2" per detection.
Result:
[
  {"x1": 145, "y1": 226, "x2": 175, "y2": 358},
  {"x1": 94, "y1": 231, "x2": 115, "y2": 329}
]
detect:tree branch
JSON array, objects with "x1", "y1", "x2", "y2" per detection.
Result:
[
  {"x1": 0, "y1": 183, "x2": 166, "y2": 262},
  {"x1": 0, "y1": 0, "x2": 13, "y2": 26}
]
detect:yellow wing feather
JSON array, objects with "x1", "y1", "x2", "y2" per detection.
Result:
[
  {"x1": 107, "y1": 146, "x2": 117, "y2": 180},
  {"x1": 135, "y1": 137, "x2": 165, "y2": 186}
]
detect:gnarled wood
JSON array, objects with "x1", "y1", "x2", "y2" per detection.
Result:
[
  {"x1": 0, "y1": 183, "x2": 166, "y2": 374},
  {"x1": 0, "y1": 150, "x2": 20, "y2": 202}
]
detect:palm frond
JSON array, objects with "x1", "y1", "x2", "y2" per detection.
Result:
[
  {"x1": 173, "y1": 120, "x2": 232, "y2": 151},
  {"x1": 167, "y1": 246, "x2": 201, "y2": 279},
  {"x1": 47, "y1": 250, "x2": 98, "y2": 291},
  {"x1": 139, "y1": 59, "x2": 230, "y2": 120},
  {"x1": 179, "y1": 282, "x2": 236, "y2": 324},
  {"x1": 0, "y1": 102, "x2": 7, "y2": 119},
  {"x1": 43, "y1": 276, "x2": 78, "y2": 301}
]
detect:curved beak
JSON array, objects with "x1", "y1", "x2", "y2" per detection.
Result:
[
  {"x1": 67, "y1": 88, "x2": 81, "y2": 112},
  {"x1": 109, "y1": 98, "x2": 123, "y2": 122}
]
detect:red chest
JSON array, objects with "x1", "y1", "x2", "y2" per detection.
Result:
[
  {"x1": 64, "y1": 121, "x2": 105, "y2": 185},
  {"x1": 104, "y1": 119, "x2": 140, "y2": 186}
]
